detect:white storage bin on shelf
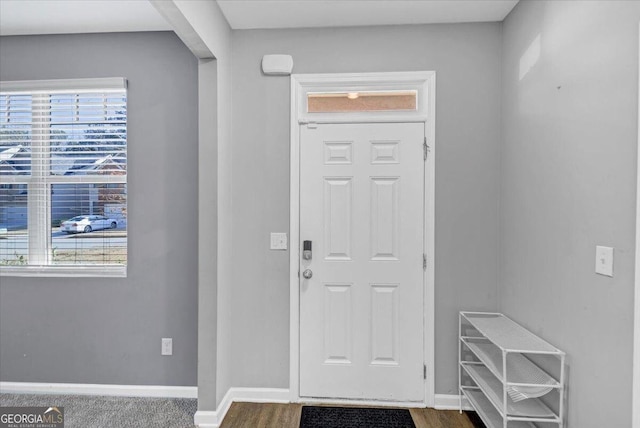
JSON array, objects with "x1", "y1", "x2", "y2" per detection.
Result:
[{"x1": 459, "y1": 312, "x2": 566, "y2": 428}]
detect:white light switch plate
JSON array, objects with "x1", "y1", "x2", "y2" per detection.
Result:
[
  {"x1": 270, "y1": 233, "x2": 288, "y2": 250},
  {"x1": 595, "y1": 246, "x2": 614, "y2": 277}
]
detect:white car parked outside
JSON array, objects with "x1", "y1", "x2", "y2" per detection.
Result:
[{"x1": 61, "y1": 215, "x2": 118, "y2": 233}]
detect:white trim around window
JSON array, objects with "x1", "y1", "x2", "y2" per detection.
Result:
[
  {"x1": 0, "y1": 264, "x2": 126, "y2": 278},
  {"x1": 0, "y1": 77, "x2": 127, "y2": 95}
]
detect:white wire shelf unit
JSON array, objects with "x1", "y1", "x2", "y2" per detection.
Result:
[{"x1": 459, "y1": 312, "x2": 566, "y2": 428}]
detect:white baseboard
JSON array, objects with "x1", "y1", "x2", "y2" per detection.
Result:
[
  {"x1": 193, "y1": 410, "x2": 218, "y2": 428},
  {"x1": 210, "y1": 387, "x2": 234, "y2": 428},
  {"x1": 433, "y1": 394, "x2": 472, "y2": 411},
  {"x1": 194, "y1": 387, "x2": 290, "y2": 428},
  {"x1": 230, "y1": 387, "x2": 290, "y2": 403},
  {"x1": 0, "y1": 382, "x2": 197, "y2": 399}
]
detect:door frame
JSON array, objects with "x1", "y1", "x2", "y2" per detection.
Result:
[
  {"x1": 633, "y1": 21, "x2": 640, "y2": 428},
  {"x1": 289, "y1": 71, "x2": 436, "y2": 407}
]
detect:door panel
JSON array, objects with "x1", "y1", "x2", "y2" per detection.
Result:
[
  {"x1": 323, "y1": 283, "x2": 352, "y2": 364},
  {"x1": 323, "y1": 178, "x2": 353, "y2": 260},
  {"x1": 370, "y1": 177, "x2": 400, "y2": 260},
  {"x1": 370, "y1": 284, "x2": 399, "y2": 365},
  {"x1": 299, "y1": 122, "x2": 425, "y2": 402}
]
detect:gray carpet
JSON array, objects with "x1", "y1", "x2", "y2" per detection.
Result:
[{"x1": 0, "y1": 393, "x2": 197, "y2": 428}]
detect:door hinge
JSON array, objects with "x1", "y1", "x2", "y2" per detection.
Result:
[
  {"x1": 423, "y1": 364, "x2": 427, "y2": 380},
  {"x1": 423, "y1": 137, "x2": 430, "y2": 161},
  {"x1": 423, "y1": 253, "x2": 427, "y2": 271}
]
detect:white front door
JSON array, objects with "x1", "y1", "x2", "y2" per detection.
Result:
[{"x1": 299, "y1": 122, "x2": 425, "y2": 402}]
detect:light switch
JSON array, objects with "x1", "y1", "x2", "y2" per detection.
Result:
[
  {"x1": 270, "y1": 233, "x2": 288, "y2": 250},
  {"x1": 595, "y1": 246, "x2": 614, "y2": 277}
]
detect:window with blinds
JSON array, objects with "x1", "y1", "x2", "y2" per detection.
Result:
[{"x1": 0, "y1": 78, "x2": 127, "y2": 276}]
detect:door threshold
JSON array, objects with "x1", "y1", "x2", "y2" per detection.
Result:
[{"x1": 297, "y1": 396, "x2": 427, "y2": 409}]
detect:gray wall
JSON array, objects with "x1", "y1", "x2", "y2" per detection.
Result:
[
  {"x1": 0, "y1": 32, "x2": 199, "y2": 386},
  {"x1": 500, "y1": 2, "x2": 640, "y2": 427},
  {"x1": 227, "y1": 23, "x2": 502, "y2": 395}
]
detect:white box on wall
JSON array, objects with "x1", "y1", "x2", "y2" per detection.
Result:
[{"x1": 262, "y1": 55, "x2": 293, "y2": 75}]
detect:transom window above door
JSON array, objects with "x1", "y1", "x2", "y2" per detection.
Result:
[
  {"x1": 295, "y1": 72, "x2": 431, "y2": 124},
  {"x1": 307, "y1": 90, "x2": 417, "y2": 113}
]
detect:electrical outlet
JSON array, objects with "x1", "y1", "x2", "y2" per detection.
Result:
[{"x1": 161, "y1": 338, "x2": 173, "y2": 356}]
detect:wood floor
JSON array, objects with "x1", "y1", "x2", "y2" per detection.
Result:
[{"x1": 220, "y1": 402, "x2": 483, "y2": 428}]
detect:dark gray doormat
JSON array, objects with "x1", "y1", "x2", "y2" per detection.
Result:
[{"x1": 299, "y1": 406, "x2": 416, "y2": 428}]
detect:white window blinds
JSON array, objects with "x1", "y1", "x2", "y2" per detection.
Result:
[{"x1": 0, "y1": 78, "x2": 127, "y2": 275}]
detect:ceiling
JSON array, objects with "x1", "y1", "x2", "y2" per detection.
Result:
[
  {"x1": 217, "y1": 0, "x2": 519, "y2": 30},
  {"x1": 0, "y1": 0, "x2": 519, "y2": 36},
  {"x1": 0, "y1": 0, "x2": 172, "y2": 36}
]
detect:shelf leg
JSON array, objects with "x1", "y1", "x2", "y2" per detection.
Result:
[
  {"x1": 458, "y1": 312, "x2": 462, "y2": 414},
  {"x1": 503, "y1": 350, "x2": 508, "y2": 428},
  {"x1": 559, "y1": 353, "x2": 566, "y2": 428}
]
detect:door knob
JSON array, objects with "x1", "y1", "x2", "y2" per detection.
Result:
[{"x1": 302, "y1": 269, "x2": 313, "y2": 279}]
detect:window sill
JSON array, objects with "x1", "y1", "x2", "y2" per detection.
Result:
[{"x1": 0, "y1": 265, "x2": 127, "y2": 278}]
